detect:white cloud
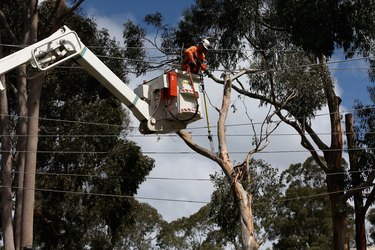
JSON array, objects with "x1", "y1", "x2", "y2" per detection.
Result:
[{"x1": 85, "y1": 7, "x2": 136, "y2": 44}]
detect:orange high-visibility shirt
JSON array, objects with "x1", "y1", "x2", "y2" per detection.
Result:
[{"x1": 181, "y1": 45, "x2": 207, "y2": 73}]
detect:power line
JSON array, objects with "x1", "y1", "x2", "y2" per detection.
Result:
[
  {"x1": 2, "y1": 181, "x2": 374, "y2": 206},
  {"x1": 3, "y1": 131, "x2": 375, "y2": 139},
  {"x1": 12, "y1": 171, "x2": 212, "y2": 182},
  {"x1": 10, "y1": 168, "x2": 375, "y2": 182},
  {"x1": 1, "y1": 43, "x2": 373, "y2": 74},
  {"x1": 1, "y1": 147, "x2": 373, "y2": 155},
  {"x1": 51, "y1": 53, "x2": 375, "y2": 74},
  {"x1": 253, "y1": 184, "x2": 375, "y2": 207},
  {"x1": 1, "y1": 106, "x2": 374, "y2": 131},
  {"x1": 2, "y1": 185, "x2": 208, "y2": 204},
  {"x1": 1, "y1": 43, "x2": 374, "y2": 55}
]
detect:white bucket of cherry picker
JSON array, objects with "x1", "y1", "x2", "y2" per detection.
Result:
[{"x1": 134, "y1": 69, "x2": 203, "y2": 125}]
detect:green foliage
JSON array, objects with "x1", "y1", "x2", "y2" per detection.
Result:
[
  {"x1": 274, "y1": 0, "x2": 375, "y2": 58},
  {"x1": 175, "y1": 0, "x2": 257, "y2": 70},
  {"x1": 274, "y1": 0, "x2": 351, "y2": 57},
  {"x1": 169, "y1": 0, "x2": 375, "y2": 119},
  {"x1": 354, "y1": 88, "x2": 375, "y2": 172},
  {"x1": 122, "y1": 20, "x2": 148, "y2": 75},
  {"x1": 268, "y1": 157, "x2": 333, "y2": 249},
  {"x1": 206, "y1": 157, "x2": 339, "y2": 248},
  {"x1": 171, "y1": 0, "x2": 328, "y2": 119},
  {"x1": 157, "y1": 205, "x2": 226, "y2": 250},
  {"x1": 114, "y1": 201, "x2": 165, "y2": 249}
]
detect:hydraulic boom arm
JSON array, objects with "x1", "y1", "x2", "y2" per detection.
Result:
[{"x1": 0, "y1": 26, "x2": 203, "y2": 134}]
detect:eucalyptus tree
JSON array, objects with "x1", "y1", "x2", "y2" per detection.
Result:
[
  {"x1": 269, "y1": 157, "x2": 334, "y2": 249},
  {"x1": 20, "y1": 1, "x2": 371, "y2": 249},
  {"x1": 209, "y1": 157, "x2": 337, "y2": 248},
  {"x1": 162, "y1": 1, "x2": 375, "y2": 249},
  {"x1": 157, "y1": 205, "x2": 223, "y2": 250},
  {"x1": 155, "y1": 159, "x2": 281, "y2": 249},
  {"x1": 0, "y1": 1, "x2": 85, "y2": 248},
  {"x1": 121, "y1": 4, "x2": 320, "y2": 249},
  {"x1": 123, "y1": 11, "x2": 287, "y2": 249},
  {"x1": 208, "y1": 159, "x2": 282, "y2": 248}
]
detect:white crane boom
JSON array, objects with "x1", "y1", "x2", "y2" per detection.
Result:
[{"x1": 0, "y1": 26, "x2": 203, "y2": 134}]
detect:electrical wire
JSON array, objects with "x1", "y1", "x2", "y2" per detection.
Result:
[
  {"x1": 1, "y1": 43, "x2": 374, "y2": 54},
  {"x1": 0, "y1": 133, "x2": 356, "y2": 138},
  {"x1": 3, "y1": 130, "x2": 369, "y2": 139},
  {"x1": 10, "y1": 170, "x2": 212, "y2": 182},
  {"x1": 1, "y1": 106, "x2": 374, "y2": 131},
  {"x1": 1, "y1": 43, "x2": 373, "y2": 75},
  {"x1": 7, "y1": 168, "x2": 375, "y2": 182},
  {"x1": 1, "y1": 185, "x2": 209, "y2": 204},
  {"x1": 2, "y1": 182, "x2": 374, "y2": 206},
  {"x1": 0, "y1": 147, "x2": 373, "y2": 155},
  {"x1": 253, "y1": 184, "x2": 375, "y2": 207},
  {"x1": 57, "y1": 53, "x2": 375, "y2": 74}
]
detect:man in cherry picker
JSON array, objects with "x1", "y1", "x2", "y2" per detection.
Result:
[{"x1": 181, "y1": 38, "x2": 211, "y2": 74}]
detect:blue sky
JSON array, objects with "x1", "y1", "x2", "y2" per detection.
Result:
[
  {"x1": 329, "y1": 52, "x2": 373, "y2": 108},
  {"x1": 81, "y1": 0, "x2": 195, "y2": 27}
]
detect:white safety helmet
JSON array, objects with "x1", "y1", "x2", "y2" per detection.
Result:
[{"x1": 200, "y1": 38, "x2": 211, "y2": 50}]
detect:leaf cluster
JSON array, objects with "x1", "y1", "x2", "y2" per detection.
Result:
[
  {"x1": 157, "y1": 204, "x2": 229, "y2": 250},
  {"x1": 265, "y1": 157, "x2": 334, "y2": 249},
  {"x1": 353, "y1": 87, "x2": 375, "y2": 192}
]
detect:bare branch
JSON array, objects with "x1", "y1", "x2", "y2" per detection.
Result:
[
  {"x1": 218, "y1": 74, "x2": 231, "y2": 155},
  {"x1": 231, "y1": 84, "x2": 278, "y2": 107},
  {"x1": 176, "y1": 130, "x2": 220, "y2": 163},
  {"x1": 303, "y1": 121, "x2": 329, "y2": 150},
  {"x1": 277, "y1": 112, "x2": 328, "y2": 172},
  {"x1": 204, "y1": 70, "x2": 224, "y2": 84},
  {"x1": 231, "y1": 68, "x2": 261, "y2": 81}
]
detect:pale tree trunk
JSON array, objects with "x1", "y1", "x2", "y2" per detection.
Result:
[
  {"x1": 218, "y1": 74, "x2": 259, "y2": 250},
  {"x1": 20, "y1": 1, "x2": 41, "y2": 248},
  {"x1": 0, "y1": 27, "x2": 15, "y2": 250},
  {"x1": 234, "y1": 181, "x2": 259, "y2": 250},
  {"x1": 15, "y1": 5, "x2": 32, "y2": 250},
  {"x1": 14, "y1": 13, "x2": 31, "y2": 248},
  {"x1": 21, "y1": 74, "x2": 44, "y2": 249},
  {"x1": 0, "y1": 74, "x2": 15, "y2": 250},
  {"x1": 178, "y1": 72, "x2": 261, "y2": 249},
  {"x1": 14, "y1": 69, "x2": 28, "y2": 250}
]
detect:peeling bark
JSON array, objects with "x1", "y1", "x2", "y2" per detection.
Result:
[
  {"x1": 179, "y1": 72, "x2": 262, "y2": 249},
  {"x1": 1, "y1": 75, "x2": 15, "y2": 250}
]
